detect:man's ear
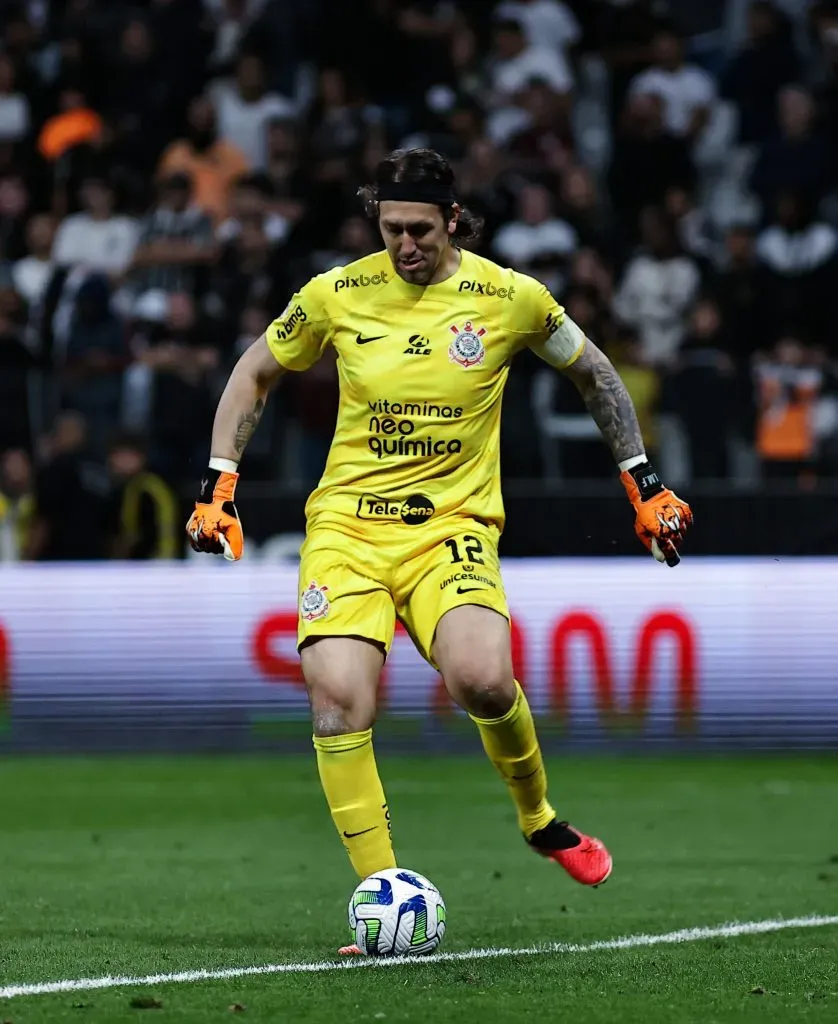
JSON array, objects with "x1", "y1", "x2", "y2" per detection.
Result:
[{"x1": 447, "y1": 203, "x2": 461, "y2": 236}]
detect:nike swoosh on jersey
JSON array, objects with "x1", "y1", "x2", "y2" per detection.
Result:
[
  {"x1": 343, "y1": 826, "x2": 378, "y2": 838},
  {"x1": 356, "y1": 334, "x2": 387, "y2": 345},
  {"x1": 456, "y1": 586, "x2": 486, "y2": 594}
]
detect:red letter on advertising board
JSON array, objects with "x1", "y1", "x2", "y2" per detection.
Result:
[
  {"x1": 632, "y1": 612, "x2": 697, "y2": 729},
  {"x1": 0, "y1": 623, "x2": 8, "y2": 703},
  {"x1": 550, "y1": 610, "x2": 697, "y2": 728},
  {"x1": 551, "y1": 612, "x2": 614, "y2": 721},
  {"x1": 252, "y1": 613, "x2": 304, "y2": 686}
]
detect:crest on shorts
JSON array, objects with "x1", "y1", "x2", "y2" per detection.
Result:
[
  {"x1": 448, "y1": 321, "x2": 486, "y2": 368},
  {"x1": 300, "y1": 580, "x2": 330, "y2": 621}
]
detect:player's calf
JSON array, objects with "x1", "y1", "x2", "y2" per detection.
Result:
[{"x1": 303, "y1": 637, "x2": 396, "y2": 879}]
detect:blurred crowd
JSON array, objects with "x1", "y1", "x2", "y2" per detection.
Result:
[{"x1": 2, "y1": 0, "x2": 838, "y2": 560}]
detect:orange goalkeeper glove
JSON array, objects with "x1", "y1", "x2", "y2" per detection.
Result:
[
  {"x1": 186, "y1": 467, "x2": 244, "y2": 561},
  {"x1": 620, "y1": 461, "x2": 693, "y2": 567}
]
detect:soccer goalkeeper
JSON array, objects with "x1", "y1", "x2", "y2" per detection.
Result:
[{"x1": 187, "y1": 148, "x2": 692, "y2": 948}]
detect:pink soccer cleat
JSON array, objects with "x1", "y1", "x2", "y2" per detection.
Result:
[
  {"x1": 528, "y1": 819, "x2": 613, "y2": 887},
  {"x1": 338, "y1": 943, "x2": 363, "y2": 955}
]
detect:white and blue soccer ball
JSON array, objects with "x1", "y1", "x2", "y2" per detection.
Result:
[{"x1": 348, "y1": 868, "x2": 447, "y2": 956}]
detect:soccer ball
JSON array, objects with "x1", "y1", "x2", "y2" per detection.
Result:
[{"x1": 348, "y1": 868, "x2": 447, "y2": 956}]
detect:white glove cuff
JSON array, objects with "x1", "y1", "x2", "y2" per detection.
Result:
[{"x1": 209, "y1": 457, "x2": 240, "y2": 473}]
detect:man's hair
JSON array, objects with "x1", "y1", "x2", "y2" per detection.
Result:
[
  {"x1": 358, "y1": 148, "x2": 483, "y2": 245},
  {"x1": 107, "y1": 429, "x2": 147, "y2": 458}
]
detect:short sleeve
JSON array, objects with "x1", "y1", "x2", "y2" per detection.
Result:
[
  {"x1": 514, "y1": 272, "x2": 582, "y2": 368},
  {"x1": 266, "y1": 277, "x2": 331, "y2": 372}
]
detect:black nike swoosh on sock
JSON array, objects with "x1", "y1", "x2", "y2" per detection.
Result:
[
  {"x1": 509, "y1": 767, "x2": 541, "y2": 781},
  {"x1": 343, "y1": 826, "x2": 378, "y2": 839}
]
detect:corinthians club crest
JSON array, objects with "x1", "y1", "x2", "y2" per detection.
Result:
[
  {"x1": 300, "y1": 580, "x2": 330, "y2": 621},
  {"x1": 448, "y1": 321, "x2": 486, "y2": 368}
]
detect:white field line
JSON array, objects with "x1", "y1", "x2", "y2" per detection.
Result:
[{"x1": 1, "y1": 914, "x2": 836, "y2": 1000}]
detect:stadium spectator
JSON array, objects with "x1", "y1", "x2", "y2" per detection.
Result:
[
  {"x1": 664, "y1": 297, "x2": 736, "y2": 479},
  {"x1": 262, "y1": 118, "x2": 308, "y2": 225},
  {"x1": 492, "y1": 180, "x2": 577, "y2": 275},
  {"x1": 147, "y1": 0, "x2": 213, "y2": 116},
  {"x1": 103, "y1": 430, "x2": 179, "y2": 559},
  {"x1": 59, "y1": 274, "x2": 126, "y2": 456},
  {"x1": 455, "y1": 137, "x2": 510, "y2": 241},
  {"x1": 129, "y1": 172, "x2": 218, "y2": 310},
  {"x1": 705, "y1": 224, "x2": 771, "y2": 362},
  {"x1": 749, "y1": 86, "x2": 834, "y2": 211},
  {"x1": 494, "y1": 0, "x2": 581, "y2": 58},
  {"x1": 0, "y1": 282, "x2": 34, "y2": 451},
  {"x1": 721, "y1": 1, "x2": 800, "y2": 145},
  {"x1": 12, "y1": 212, "x2": 56, "y2": 309},
  {"x1": 104, "y1": 18, "x2": 172, "y2": 159},
  {"x1": 628, "y1": 27, "x2": 717, "y2": 141},
  {"x1": 0, "y1": 53, "x2": 30, "y2": 144},
  {"x1": 210, "y1": 51, "x2": 295, "y2": 170},
  {"x1": 755, "y1": 192, "x2": 838, "y2": 341},
  {"x1": 488, "y1": 18, "x2": 573, "y2": 108},
  {"x1": 754, "y1": 333, "x2": 824, "y2": 482},
  {"x1": 311, "y1": 214, "x2": 378, "y2": 275},
  {"x1": 811, "y1": 2, "x2": 838, "y2": 156},
  {"x1": 597, "y1": 0, "x2": 670, "y2": 125},
  {"x1": 0, "y1": 169, "x2": 32, "y2": 263},
  {"x1": 0, "y1": 447, "x2": 35, "y2": 561},
  {"x1": 157, "y1": 93, "x2": 249, "y2": 225},
  {"x1": 607, "y1": 91, "x2": 695, "y2": 245},
  {"x1": 205, "y1": 0, "x2": 272, "y2": 77},
  {"x1": 51, "y1": 174, "x2": 139, "y2": 279},
  {"x1": 28, "y1": 410, "x2": 107, "y2": 561},
  {"x1": 559, "y1": 164, "x2": 613, "y2": 254},
  {"x1": 505, "y1": 77, "x2": 573, "y2": 175},
  {"x1": 663, "y1": 184, "x2": 715, "y2": 263},
  {"x1": 612, "y1": 206, "x2": 701, "y2": 366},
  {"x1": 124, "y1": 291, "x2": 219, "y2": 480},
  {"x1": 216, "y1": 172, "x2": 290, "y2": 255},
  {"x1": 307, "y1": 68, "x2": 382, "y2": 183}
]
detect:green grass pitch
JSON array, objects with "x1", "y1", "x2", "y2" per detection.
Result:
[{"x1": 0, "y1": 754, "x2": 835, "y2": 1022}]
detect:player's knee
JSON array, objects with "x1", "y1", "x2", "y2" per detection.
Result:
[
  {"x1": 444, "y1": 661, "x2": 515, "y2": 719},
  {"x1": 308, "y1": 684, "x2": 375, "y2": 736},
  {"x1": 302, "y1": 638, "x2": 382, "y2": 736}
]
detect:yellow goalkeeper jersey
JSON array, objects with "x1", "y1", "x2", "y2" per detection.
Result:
[{"x1": 266, "y1": 249, "x2": 581, "y2": 536}]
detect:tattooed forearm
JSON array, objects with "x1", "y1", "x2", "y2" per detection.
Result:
[
  {"x1": 233, "y1": 397, "x2": 265, "y2": 455},
  {"x1": 562, "y1": 340, "x2": 645, "y2": 463}
]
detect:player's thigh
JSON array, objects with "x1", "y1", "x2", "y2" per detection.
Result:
[
  {"x1": 298, "y1": 530, "x2": 395, "y2": 734},
  {"x1": 301, "y1": 636, "x2": 385, "y2": 736},
  {"x1": 396, "y1": 520, "x2": 511, "y2": 686},
  {"x1": 432, "y1": 605, "x2": 515, "y2": 718},
  {"x1": 298, "y1": 529, "x2": 396, "y2": 653}
]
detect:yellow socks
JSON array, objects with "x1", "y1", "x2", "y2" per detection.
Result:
[
  {"x1": 470, "y1": 681, "x2": 556, "y2": 837},
  {"x1": 313, "y1": 729, "x2": 397, "y2": 879}
]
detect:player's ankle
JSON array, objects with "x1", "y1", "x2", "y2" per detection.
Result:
[{"x1": 527, "y1": 819, "x2": 582, "y2": 851}]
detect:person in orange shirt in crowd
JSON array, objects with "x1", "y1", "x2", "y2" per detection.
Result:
[
  {"x1": 157, "y1": 93, "x2": 248, "y2": 224},
  {"x1": 754, "y1": 332, "x2": 823, "y2": 483}
]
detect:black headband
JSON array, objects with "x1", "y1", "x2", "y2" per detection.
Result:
[{"x1": 376, "y1": 181, "x2": 457, "y2": 206}]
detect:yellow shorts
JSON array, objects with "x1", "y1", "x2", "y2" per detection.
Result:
[{"x1": 297, "y1": 518, "x2": 509, "y2": 665}]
